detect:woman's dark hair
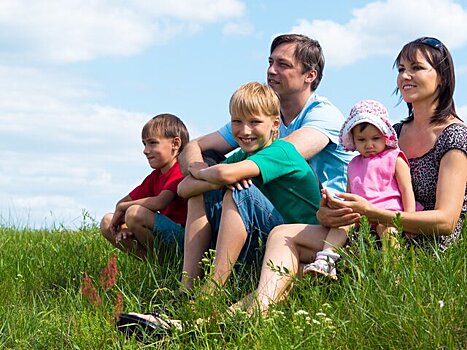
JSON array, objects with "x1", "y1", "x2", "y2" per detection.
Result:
[
  {"x1": 271, "y1": 34, "x2": 325, "y2": 91},
  {"x1": 393, "y1": 37, "x2": 459, "y2": 124}
]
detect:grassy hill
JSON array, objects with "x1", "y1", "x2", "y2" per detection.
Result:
[{"x1": 0, "y1": 220, "x2": 465, "y2": 349}]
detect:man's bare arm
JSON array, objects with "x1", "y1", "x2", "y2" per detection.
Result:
[
  {"x1": 282, "y1": 127, "x2": 329, "y2": 160},
  {"x1": 178, "y1": 131, "x2": 234, "y2": 175}
]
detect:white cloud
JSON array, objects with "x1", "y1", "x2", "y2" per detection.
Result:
[
  {"x1": 0, "y1": 63, "x2": 207, "y2": 229},
  {"x1": 0, "y1": 65, "x2": 148, "y2": 145},
  {"x1": 134, "y1": 0, "x2": 245, "y2": 21},
  {"x1": 0, "y1": 65, "x2": 152, "y2": 228},
  {"x1": 290, "y1": 0, "x2": 467, "y2": 67},
  {"x1": 223, "y1": 21, "x2": 254, "y2": 36},
  {"x1": 0, "y1": 66, "x2": 98, "y2": 111},
  {"x1": 0, "y1": 0, "x2": 245, "y2": 63}
]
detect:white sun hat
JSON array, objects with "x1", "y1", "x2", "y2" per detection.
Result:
[{"x1": 339, "y1": 99, "x2": 398, "y2": 152}]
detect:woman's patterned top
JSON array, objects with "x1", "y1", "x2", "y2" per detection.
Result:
[{"x1": 393, "y1": 122, "x2": 467, "y2": 250}]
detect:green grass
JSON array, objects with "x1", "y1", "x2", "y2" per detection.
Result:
[{"x1": 0, "y1": 221, "x2": 465, "y2": 349}]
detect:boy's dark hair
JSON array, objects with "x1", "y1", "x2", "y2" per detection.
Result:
[
  {"x1": 394, "y1": 37, "x2": 459, "y2": 124},
  {"x1": 142, "y1": 113, "x2": 189, "y2": 154},
  {"x1": 270, "y1": 34, "x2": 325, "y2": 91}
]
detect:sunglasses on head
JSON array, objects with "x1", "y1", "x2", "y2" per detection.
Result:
[{"x1": 417, "y1": 37, "x2": 444, "y2": 50}]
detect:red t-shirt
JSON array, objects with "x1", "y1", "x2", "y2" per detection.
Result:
[{"x1": 129, "y1": 162, "x2": 187, "y2": 226}]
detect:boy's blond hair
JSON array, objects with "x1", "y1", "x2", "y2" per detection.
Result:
[
  {"x1": 229, "y1": 82, "x2": 280, "y2": 120},
  {"x1": 141, "y1": 113, "x2": 190, "y2": 154}
]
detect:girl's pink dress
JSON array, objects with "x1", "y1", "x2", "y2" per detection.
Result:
[{"x1": 348, "y1": 148, "x2": 422, "y2": 211}]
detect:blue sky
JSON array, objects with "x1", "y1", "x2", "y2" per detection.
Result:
[{"x1": 1, "y1": 0, "x2": 467, "y2": 229}]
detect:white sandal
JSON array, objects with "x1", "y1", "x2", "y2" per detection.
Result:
[{"x1": 303, "y1": 255, "x2": 337, "y2": 280}]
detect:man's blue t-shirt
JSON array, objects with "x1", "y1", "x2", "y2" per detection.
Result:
[{"x1": 218, "y1": 93, "x2": 354, "y2": 193}]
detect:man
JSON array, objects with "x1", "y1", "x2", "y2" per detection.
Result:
[{"x1": 179, "y1": 34, "x2": 353, "y2": 291}]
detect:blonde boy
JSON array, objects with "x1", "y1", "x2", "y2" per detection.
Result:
[{"x1": 177, "y1": 82, "x2": 322, "y2": 292}]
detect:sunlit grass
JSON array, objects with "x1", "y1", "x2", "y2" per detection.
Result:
[{"x1": 0, "y1": 218, "x2": 465, "y2": 349}]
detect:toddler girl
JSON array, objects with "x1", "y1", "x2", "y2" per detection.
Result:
[{"x1": 304, "y1": 100, "x2": 422, "y2": 279}]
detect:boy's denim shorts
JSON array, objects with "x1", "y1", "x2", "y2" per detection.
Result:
[
  {"x1": 204, "y1": 185, "x2": 285, "y2": 264},
  {"x1": 152, "y1": 213, "x2": 185, "y2": 249}
]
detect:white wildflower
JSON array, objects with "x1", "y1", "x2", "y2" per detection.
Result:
[
  {"x1": 295, "y1": 310, "x2": 309, "y2": 316},
  {"x1": 438, "y1": 300, "x2": 445, "y2": 308}
]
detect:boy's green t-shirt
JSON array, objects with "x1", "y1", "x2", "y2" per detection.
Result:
[{"x1": 224, "y1": 139, "x2": 320, "y2": 224}]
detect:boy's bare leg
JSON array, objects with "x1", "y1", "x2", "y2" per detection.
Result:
[
  {"x1": 100, "y1": 213, "x2": 146, "y2": 259},
  {"x1": 202, "y1": 190, "x2": 247, "y2": 293},
  {"x1": 100, "y1": 213, "x2": 117, "y2": 243},
  {"x1": 231, "y1": 224, "x2": 328, "y2": 315},
  {"x1": 125, "y1": 205, "x2": 156, "y2": 259},
  {"x1": 182, "y1": 194, "x2": 212, "y2": 290}
]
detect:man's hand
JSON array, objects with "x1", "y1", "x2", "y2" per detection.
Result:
[
  {"x1": 188, "y1": 162, "x2": 209, "y2": 179},
  {"x1": 317, "y1": 189, "x2": 360, "y2": 227}
]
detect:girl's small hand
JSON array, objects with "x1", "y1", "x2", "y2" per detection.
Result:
[
  {"x1": 332, "y1": 193, "x2": 372, "y2": 216},
  {"x1": 324, "y1": 191, "x2": 346, "y2": 209},
  {"x1": 321, "y1": 189, "x2": 346, "y2": 209}
]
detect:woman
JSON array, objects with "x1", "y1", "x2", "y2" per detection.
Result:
[{"x1": 233, "y1": 36, "x2": 467, "y2": 315}]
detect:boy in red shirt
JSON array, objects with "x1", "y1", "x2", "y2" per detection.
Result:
[{"x1": 100, "y1": 114, "x2": 189, "y2": 260}]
